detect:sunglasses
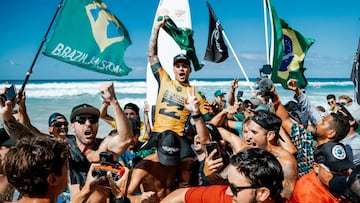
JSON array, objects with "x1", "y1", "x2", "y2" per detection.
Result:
[
  {"x1": 229, "y1": 183, "x2": 259, "y2": 197},
  {"x1": 52, "y1": 121, "x2": 69, "y2": 128},
  {"x1": 74, "y1": 116, "x2": 99, "y2": 124},
  {"x1": 328, "y1": 101, "x2": 335, "y2": 105}
]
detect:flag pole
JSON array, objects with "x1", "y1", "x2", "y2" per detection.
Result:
[
  {"x1": 263, "y1": 0, "x2": 270, "y2": 64},
  {"x1": 220, "y1": 30, "x2": 254, "y2": 91},
  {"x1": 18, "y1": 0, "x2": 64, "y2": 98}
]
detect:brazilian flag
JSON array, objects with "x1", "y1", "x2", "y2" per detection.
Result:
[
  {"x1": 267, "y1": 0, "x2": 315, "y2": 89},
  {"x1": 44, "y1": 0, "x2": 132, "y2": 77}
]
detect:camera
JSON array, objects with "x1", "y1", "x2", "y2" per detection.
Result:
[
  {"x1": 0, "y1": 84, "x2": 17, "y2": 107},
  {"x1": 92, "y1": 152, "x2": 125, "y2": 187},
  {"x1": 259, "y1": 64, "x2": 272, "y2": 77}
]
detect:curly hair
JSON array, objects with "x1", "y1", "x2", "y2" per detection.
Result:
[
  {"x1": 4, "y1": 136, "x2": 69, "y2": 197},
  {"x1": 230, "y1": 148, "x2": 284, "y2": 202}
]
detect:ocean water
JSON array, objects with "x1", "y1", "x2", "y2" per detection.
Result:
[{"x1": 0, "y1": 78, "x2": 355, "y2": 137}]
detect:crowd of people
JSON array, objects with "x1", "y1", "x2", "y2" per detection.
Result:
[{"x1": 1, "y1": 15, "x2": 360, "y2": 203}]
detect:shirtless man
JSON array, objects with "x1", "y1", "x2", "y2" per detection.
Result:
[
  {"x1": 243, "y1": 110, "x2": 297, "y2": 200},
  {"x1": 0, "y1": 82, "x2": 133, "y2": 203},
  {"x1": 126, "y1": 87, "x2": 209, "y2": 201}
]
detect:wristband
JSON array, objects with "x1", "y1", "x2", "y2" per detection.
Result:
[{"x1": 191, "y1": 112, "x2": 202, "y2": 120}]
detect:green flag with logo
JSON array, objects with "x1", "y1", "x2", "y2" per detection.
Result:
[
  {"x1": 267, "y1": 0, "x2": 315, "y2": 89},
  {"x1": 44, "y1": 0, "x2": 132, "y2": 76}
]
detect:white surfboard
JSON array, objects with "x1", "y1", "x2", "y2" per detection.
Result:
[{"x1": 146, "y1": 0, "x2": 192, "y2": 126}]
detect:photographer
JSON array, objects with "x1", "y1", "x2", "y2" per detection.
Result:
[
  {"x1": 66, "y1": 82, "x2": 133, "y2": 202},
  {"x1": 71, "y1": 163, "x2": 133, "y2": 203}
]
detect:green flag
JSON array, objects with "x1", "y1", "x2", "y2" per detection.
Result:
[
  {"x1": 44, "y1": 0, "x2": 132, "y2": 76},
  {"x1": 268, "y1": 0, "x2": 315, "y2": 89},
  {"x1": 161, "y1": 16, "x2": 204, "y2": 71}
]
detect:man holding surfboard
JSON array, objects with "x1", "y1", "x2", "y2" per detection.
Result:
[{"x1": 144, "y1": 15, "x2": 211, "y2": 188}]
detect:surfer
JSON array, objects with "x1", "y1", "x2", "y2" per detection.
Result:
[{"x1": 144, "y1": 15, "x2": 211, "y2": 188}]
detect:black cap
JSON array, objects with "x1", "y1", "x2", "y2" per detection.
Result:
[
  {"x1": 173, "y1": 54, "x2": 190, "y2": 66},
  {"x1": 124, "y1": 103, "x2": 140, "y2": 115},
  {"x1": 157, "y1": 130, "x2": 181, "y2": 166},
  {"x1": 0, "y1": 128, "x2": 15, "y2": 146},
  {"x1": 315, "y1": 142, "x2": 354, "y2": 172},
  {"x1": 251, "y1": 110, "x2": 284, "y2": 142},
  {"x1": 48, "y1": 112, "x2": 68, "y2": 127},
  {"x1": 70, "y1": 103, "x2": 100, "y2": 123}
]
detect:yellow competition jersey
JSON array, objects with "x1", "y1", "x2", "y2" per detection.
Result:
[{"x1": 151, "y1": 64, "x2": 207, "y2": 136}]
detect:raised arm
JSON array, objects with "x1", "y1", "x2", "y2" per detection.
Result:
[
  {"x1": 143, "y1": 101, "x2": 152, "y2": 136},
  {"x1": 227, "y1": 79, "x2": 238, "y2": 106},
  {"x1": 148, "y1": 15, "x2": 165, "y2": 66},
  {"x1": 0, "y1": 92, "x2": 32, "y2": 140},
  {"x1": 99, "y1": 101, "x2": 115, "y2": 127},
  {"x1": 16, "y1": 91, "x2": 48, "y2": 137},
  {"x1": 99, "y1": 82, "x2": 132, "y2": 155},
  {"x1": 266, "y1": 81, "x2": 294, "y2": 135},
  {"x1": 185, "y1": 87, "x2": 210, "y2": 144},
  {"x1": 287, "y1": 79, "x2": 322, "y2": 126}
]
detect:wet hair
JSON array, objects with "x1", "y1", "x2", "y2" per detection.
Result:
[
  {"x1": 230, "y1": 148, "x2": 284, "y2": 202},
  {"x1": 124, "y1": 103, "x2": 140, "y2": 115},
  {"x1": 4, "y1": 136, "x2": 69, "y2": 197},
  {"x1": 316, "y1": 105, "x2": 326, "y2": 113},
  {"x1": 329, "y1": 112, "x2": 350, "y2": 142},
  {"x1": 327, "y1": 94, "x2": 336, "y2": 100}
]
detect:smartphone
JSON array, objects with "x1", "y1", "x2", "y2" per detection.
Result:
[
  {"x1": 1, "y1": 84, "x2": 16, "y2": 106},
  {"x1": 206, "y1": 141, "x2": 221, "y2": 160},
  {"x1": 5, "y1": 85, "x2": 17, "y2": 101},
  {"x1": 236, "y1": 90, "x2": 244, "y2": 101}
]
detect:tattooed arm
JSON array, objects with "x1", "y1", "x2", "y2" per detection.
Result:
[
  {"x1": 0, "y1": 100, "x2": 32, "y2": 140},
  {"x1": 147, "y1": 15, "x2": 166, "y2": 66}
]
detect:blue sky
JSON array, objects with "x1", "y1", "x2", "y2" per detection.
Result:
[{"x1": 1, "y1": 0, "x2": 359, "y2": 80}]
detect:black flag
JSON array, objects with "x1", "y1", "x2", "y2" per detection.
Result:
[
  {"x1": 204, "y1": 1, "x2": 228, "y2": 63},
  {"x1": 351, "y1": 36, "x2": 360, "y2": 104}
]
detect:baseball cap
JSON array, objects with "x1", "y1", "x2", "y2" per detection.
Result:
[
  {"x1": 0, "y1": 128, "x2": 15, "y2": 146},
  {"x1": 249, "y1": 97, "x2": 262, "y2": 107},
  {"x1": 48, "y1": 112, "x2": 68, "y2": 127},
  {"x1": 128, "y1": 118, "x2": 140, "y2": 133},
  {"x1": 315, "y1": 142, "x2": 354, "y2": 172},
  {"x1": 251, "y1": 110, "x2": 284, "y2": 142},
  {"x1": 124, "y1": 103, "x2": 140, "y2": 115},
  {"x1": 214, "y1": 90, "x2": 226, "y2": 97},
  {"x1": 70, "y1": 103, "x2": 100, "y2": 123},
  {"x1": 157, "y1": 130, "x2": 181, "y2": 166},
  {"x1": 173, "y1": 54, "x2": 190, "y2": 66}
]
